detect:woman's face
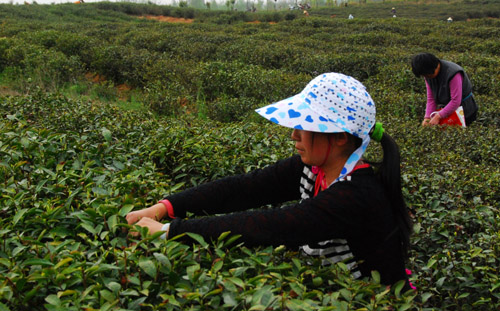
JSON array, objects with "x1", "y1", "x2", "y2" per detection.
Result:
[
  {"x1": 423, "y1": 62, "x2": 441, "y2": 79},
  {"x1": 291, "y1": 129, "x2": 331, "y2": 166}
]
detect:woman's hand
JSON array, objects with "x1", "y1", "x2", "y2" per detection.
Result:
[
  {"x1": 128, "y1": 217, "x2": 167, "y2": 237},
  {"x1": 429, "y1": 113, "x2": 441, "y2": 125},
  {"x1": 126, "y1": 203, "x2": 169, "y2": 237},
  {"x1": 126, "y1": 203, "x2": 166, "y2": 225},
  {"x1": 422, "y1": 118, "x2": 431, "y2": 127}
]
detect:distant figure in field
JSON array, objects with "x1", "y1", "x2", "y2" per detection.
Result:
[
  {"x1": 411, "y1": 53, "x2": 478, "y2": 127},
  {"x1": 391, "y1": 7, "x2": 396, "y2": 15},
  {"x1": 303, "y1": 10, "x2": 309, "y2": 16},
  {"x1": 348, "y1": 14, "x2": 354, "y2": 19},
  {"x1": 447, "y1": 17, "x2": 453, "y2": 22}
]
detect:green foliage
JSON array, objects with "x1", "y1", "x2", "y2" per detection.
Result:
[
  {"x1": 0, "y1": 2, "x2": 499, "y2": 310},
  {"x1": 2, "y1": 3, "x2": 500, "y2": 122},
  {"x1": 195, "y1": 61, "x2": 308, "y2": 102}
]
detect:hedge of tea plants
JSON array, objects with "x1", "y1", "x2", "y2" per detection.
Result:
[{"x1": 1, "y1": 2, "x2": 499, "y2": 310}]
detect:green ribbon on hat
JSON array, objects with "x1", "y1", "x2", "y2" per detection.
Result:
[{"x1": 370, "y1": 122, "x2": 384, "y2": 142}]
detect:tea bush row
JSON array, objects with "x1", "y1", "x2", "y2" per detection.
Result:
[
  {"x1": 0, "y1": 3, "x2": 499, "y2": 309},
  {"x1": 1, "y1": 90, "x2": 499, "y2": 310},
  {"x1": 0, "y1": 92, "x2": 420, "y2": 310},
  {"x1": 1, "y1": 7, "x2": 500, "y2": 122}
]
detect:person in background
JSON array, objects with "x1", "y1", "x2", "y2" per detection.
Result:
[
  {"x1": 411, "y1": 52, "x2": 478, "y2": 127},
  {"x1": 126, "y1": 73, "x2": 413, "y2": 288}
]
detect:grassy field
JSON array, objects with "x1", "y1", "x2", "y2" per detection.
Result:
[{"x1": 0, "y1": 1, "x2": 499, "y2": 310}]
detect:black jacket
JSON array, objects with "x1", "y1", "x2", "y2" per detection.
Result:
[{"x1": 166, "y1": 155, "x2": 408, "y2": 285}]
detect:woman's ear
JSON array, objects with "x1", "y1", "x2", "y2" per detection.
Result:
[
  {"x1": 331, "y1": 133, "x2": 359, "y2": 157},
  {"x1": 331, "y1": 132, "x2": 349, "y2": 147}
]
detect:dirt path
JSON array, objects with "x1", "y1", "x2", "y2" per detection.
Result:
[
  {"x1": 140, "y1": 15, "x2": 194, "y2": 23},
  {"x1": 0, "y1": 86, "x2": 21, "y2": 97}
]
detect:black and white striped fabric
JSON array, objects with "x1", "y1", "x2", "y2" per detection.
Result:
[{"x1": 298, "y1": 166, "x2": 362, "y2": 279}]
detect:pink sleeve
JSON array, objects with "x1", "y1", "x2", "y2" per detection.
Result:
[
  {"x1": 438, "y1": 73, "x2": 463, "y2": 119},
  {"x1": 424, "y1": 79, "x2": 437, "y2": 119}
]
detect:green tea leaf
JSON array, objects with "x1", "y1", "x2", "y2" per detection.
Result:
[
  {"x1": 393, "y1": 280, "x2": 406, "y2": 297},
  {"x1": 227, "y1": 277, "x2": 245, "y2": 289},
  {"x1": 23, "y1": 259, "x2": 54, "y2": 267},
  {"x1": 54, "y1": 257, "x2": 73, "y2": 269},
  {"x1": 12, "y1": 208, "x2": 28, "y2": 226},
  {"x1": 213, "y1": 259, "x2": 223, "y2": 273},
  {"x1": 139, "y1": 259, "x2": 157, "y2": 278},
  {"x1": 80, "y1": 223, "x2": 96, "y2": 235},
  {"x1": 45, "y1": 295, "x2": 61, "y2": 306},
  {"x1": 107, "y1": 282, "x2": 121, "y2": 294},
  {"x1": 222, "y1": 293, "x2": 237, "y2": 306},
  {"x1": 186, "y1": 232, "x2": 208, "y2": 248},
  {"x1": 102, "y1": 128, "x2": 112, "y2": 142},
  {"x1": 119, "y1": 204, "x2": 135, "y2": 217},
  {"x1": 371, "y1": 270, "x2": 381, "y2": 284},
  {"x1": 100, "y1": 289, "x2": 115, "y2": 303},
  {"x1": 421, "y1": 293, "x2": 433, "y2": 304},
  {"x1": 107, "y1": 215, "x2": 118, "y2": 232}
]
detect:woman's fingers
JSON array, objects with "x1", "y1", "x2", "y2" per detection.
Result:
[
  {"x1": 126, "y1": 211, "x2": 141, "y2": 225},
  {"x1": 127, "y1": 217, "x2": 165, "y2": 237},
  {"x1": 136, "y1": 217, "x2": 164, "y2": 234}
]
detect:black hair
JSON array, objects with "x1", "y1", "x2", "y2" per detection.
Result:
[
  {"x1": 369, "y1": 132, "x2": 412, "y2": 258},
  {"x1": 411, "y1": 53, "x2": 440, "y2": 77},
  {"x1": 333, "y1": 130, "x2": 411, "y2": 257},
  {"x1": 315, "y1": 130, "x2": 411, "y2": 256}
]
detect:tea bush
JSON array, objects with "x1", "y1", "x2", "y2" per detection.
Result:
[
  {"x1": 1, "y1": 89, "x2": 499, "y2": 311},
  {"x1": 194, "y1": 61, "x2": 308, "y2": 102},
  {"x1": 1, "y1": 2, "x2": 499, "y2": 310},
  {"x1": 0, "y1": 93, "x2": 421, "y2": 310}
]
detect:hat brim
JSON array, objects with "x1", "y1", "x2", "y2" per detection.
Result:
[{"x1": 255, "y1": 94, "x2": 348, "y2": 133}]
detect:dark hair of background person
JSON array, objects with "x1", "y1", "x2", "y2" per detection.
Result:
[{"x1": 411, "y1": 53, "x2": 441, "y2": 77}]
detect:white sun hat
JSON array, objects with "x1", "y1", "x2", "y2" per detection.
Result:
[{"x1": 255, "y1": 72, "x2": 376, "y2": 183}]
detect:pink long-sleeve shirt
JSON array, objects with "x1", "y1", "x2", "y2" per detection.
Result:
[{"x1": 425, "y1": 73, "x2": 463, "y2": 119}]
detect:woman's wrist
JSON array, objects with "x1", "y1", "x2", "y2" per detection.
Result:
[
  {"x1": 150, "y1": 202, "x2": 167, "y2": 220},
  {"x1": 158, "y1": 200, "x2": 175, "y2": 219}
]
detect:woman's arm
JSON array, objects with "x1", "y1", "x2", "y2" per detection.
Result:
[
  {"x1": 436, "y1": 73, "x2": 463, "y2": 119},
  {"x1": 126, "y1": 203, "x2": 167, "y2": 224},
  {"x1": 126, "y1": 155, "x2": 304, "y2": 237},
  {"x1": 168, "y1": 169, "x2": 388, "y2": 248},
  {"x1": 165, "y1": 155, "x2": 304, "y2": 218},
  {"x1": 424, "y1": 79, "x2": 437, "y2": 121}
]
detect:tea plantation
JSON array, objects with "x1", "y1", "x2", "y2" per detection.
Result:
[{"x1": 0, "y1": 1, "x2": 499, "y2": 310}]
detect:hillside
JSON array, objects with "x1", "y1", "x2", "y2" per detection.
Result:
[{"x1": 0, "y1": 1, "x2": 499, "y2": 310}]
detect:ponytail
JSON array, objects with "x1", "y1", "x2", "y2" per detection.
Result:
[{"x1": 370, "y1": 127, "x2": 412, "y2": 258}]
